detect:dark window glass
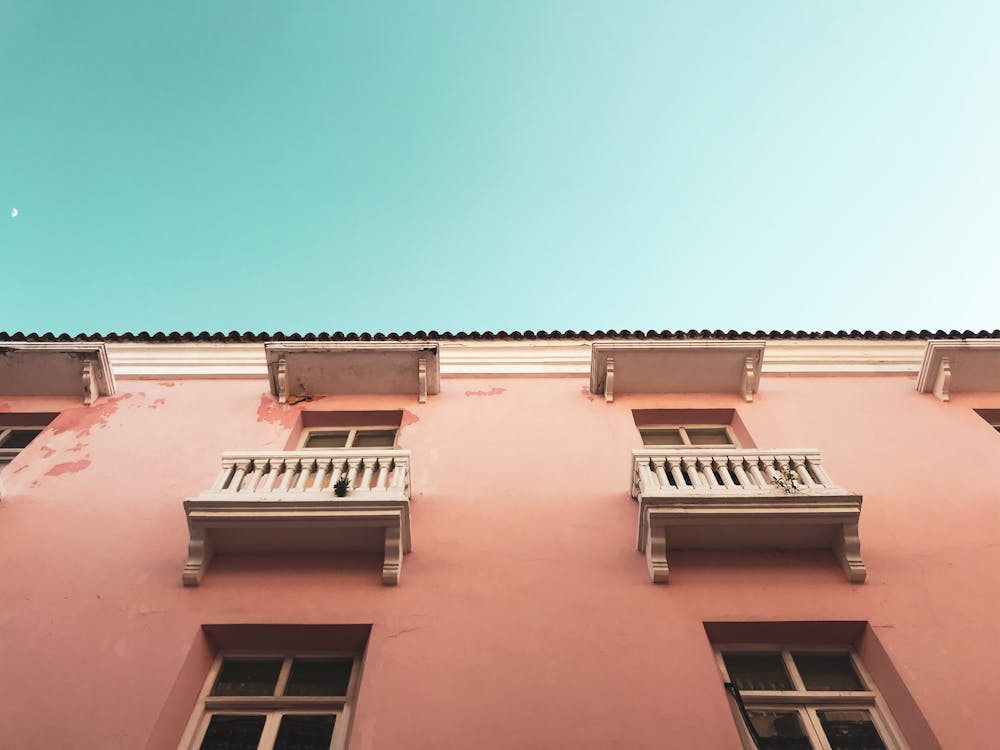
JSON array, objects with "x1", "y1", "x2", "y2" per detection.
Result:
[
  {"x1": 817, "y1": 710, "x2": 887, "y2": 750},
  {"x1": 686, "y1": 427, "x2": 733, "y2": 446},
  {"x1": 351, "y1": 430, "x2": 396, "y2": 448},
  {"x1": 284, "y1": 659, "x2": 353, "y2": 696},
  {"x1": 640, "y1": 428, "x2": 684, "y2": 446},
  {"x1": 1, "y1": 429, "x2": 43, "y2": 449},
  {"x1": 273, "y1": 715, "x2": 337, "y2": 750},
  {"x1": 723, "y1": 653, "x2": 793, "y2": 691},
  {"x1": 211, "y1": 659, "x2": 283, "y2": 696},
  {"x1": 793, "y1": 653, "x2": 864, "y2": 691},
  {"x1": 199, "y1": 714, "x2": 266, "y2": 750},
  {"x1": 305, "y1": 431, "x2": 350, "y2": 448},
  {"x1": 748, "y1": 711, "x2": 814, "y2": 750}
]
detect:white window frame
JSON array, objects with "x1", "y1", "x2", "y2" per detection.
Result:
[
  {"x1": 178, "y1": 651, "x2": 361, "y2": 750},
  {"x1": 716, "y1": 646, "x2": 908, "y2": 750},
  {"x1": 639, "y1": 424, "x2": 739, "y2": 448},
  {"x1": 0, "y1": 423, "x2": 50, "y2": 469},
  {"x1": 298, "y1": 426, "x2": 399, "y2": 450}
]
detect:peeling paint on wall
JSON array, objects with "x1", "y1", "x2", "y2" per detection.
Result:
[
  {"x1": 256, "y1": 393, "x2": 300, "y2": 428},
  {"x1": 464, "y1": 386, "x2": 506, "y2": 397},
  {"x1": 48, "y1": 393, "x2": 133, "y2": 438},
  {"x1": 44, "y1": 459, "x2": 91, "y2": 476}
]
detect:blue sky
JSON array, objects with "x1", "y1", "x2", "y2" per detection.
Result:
[{"x1": 2, "y1": 2, "x2": 999, "y2": 334}]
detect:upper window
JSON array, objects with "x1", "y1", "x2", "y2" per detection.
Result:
[
  {"x1": 300, "y1": 427, "x2": 397, "y2": 450},
  {"x1": 182, "y1": 652, "x2": 360, "y2": 750},
  {"x1": 0, "y1": 416, "x2": 54, "y2": 470},
  {"x1": 718, "y1": 647, "x2": 905, "y2": 749},
  {"x1": 639, "y1": 425, "x2": 738, "y2": 448}
]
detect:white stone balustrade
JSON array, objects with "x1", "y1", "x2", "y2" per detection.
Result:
[
  {"x1": 630, "y1": 449, "x2": 865, "y2": 584},
  {"x1": 209, "y1": 450, "x2": 410, "y2": 498},
  {"x1": 183, "y1": 450, "x2": 412, "y2": 587}
]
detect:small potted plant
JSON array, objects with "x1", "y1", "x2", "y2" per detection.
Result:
[
  {"x1": 334, "y1": 475, "x2": 351, "y2": 498},
  {"x1": 772, "y1": 465, "x2": 802, "y2": 494}
]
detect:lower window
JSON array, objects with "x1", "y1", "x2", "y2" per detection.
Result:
[
  {"x1": 182, "y1": 653, "x2": 359, "y2": 750},
  {"x1": 718, "y1": 648, "x2": 906, "y2": 749}
]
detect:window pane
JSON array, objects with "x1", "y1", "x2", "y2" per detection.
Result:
[
  {"x1": 304, "y1": 431, "x2": 350, "y2": 448},
  {"x1": 211, "y1": 659, "x2": 283, "y2": 696},
  {"x1": 793, "y1": 653, "x2": 864, "y2": 691},
  {"x1": 747, "y1": 711, "x2": 814, "y2": 750},
  {"x1": 723, "y1": 653, "x2": 793, "y2": 691},
  {"x1": 199, "y1": 714, "x2": 266, "y2": 750},
  {"x1": 273, "y1": 715, "x2": 337, "y2": 750},
  {"x1": 1, "y1": 429, "x2": 42, "y2": 449},
  {"x1": 817, "y1": 710, "x2": 887, "y2": 750},
  {"x1": 284, "y1": 658, "x2": 353, "y2": 696},
  {"x1": 686, "y1": 427, "x2": 733, "y2": 446},
  {"x1": 640, "y1": 428, "x2": 684, "y2": 446},
  {"x1": 351, "y1": 429, "x2": 397, "y2": 448}
]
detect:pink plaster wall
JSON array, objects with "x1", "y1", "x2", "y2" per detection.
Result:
[{"x1": 1, "y1": 374, "x2": 998, "y2": 748}]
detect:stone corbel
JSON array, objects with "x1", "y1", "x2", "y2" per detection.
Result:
[
  {"x1": 382, "y1": 524, "x2": 403, "y2": 585},
  {"x1": 932, "y1": 356, "x2": 951, "y2": 402},
  {"x1": 276, "y1": 356, "x2": 289, "y2": 404},
  {"x1": 644, "y1": 521, "x2": 670, "y2": 583},
  {"x1": 82, "y1": 360, "x2": 97, "y2": 406},
  {"x1": 182, "y1": 526, "x2": 213, "y2": 586},
  {"x1": 605, "y1": 356, "x2": 615, "y2": 403},
  {"x1": 834, "y1": 522, "x2": 867, "y2": 583},
  {"x1": 741, "y1": 355, "x2": 757, "y2": 403},
  {"x1": 418, "y1": 357, "x2": 428, "y2": 404}
]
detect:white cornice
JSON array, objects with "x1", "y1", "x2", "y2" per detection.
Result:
[{"x1": 102, "y1": 340, "x2": 930, "y2": 379}]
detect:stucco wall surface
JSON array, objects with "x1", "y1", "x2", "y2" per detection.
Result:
[{"x1": 0, "y1": 375, "x2": 998, "y2": 748}]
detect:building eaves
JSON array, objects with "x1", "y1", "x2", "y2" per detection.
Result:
[{"x1": 1, "y1": 329, "x2": 999, "y2": 343}]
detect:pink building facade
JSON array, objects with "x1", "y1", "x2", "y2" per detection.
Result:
[{"x1": 1, "y1": 331, "x2": 999, "y2": 749}]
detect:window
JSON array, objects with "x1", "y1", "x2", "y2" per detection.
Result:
[
  {"x1": 718, "y1": 648, "x2": 906, "y2": 749},
  {"x1": 0, "y1": 419, "x2": 51, "y2": 470},
  {"x1": 181, "y1": 653, "x2": 360, "y2": 750},
  {"x1": 300, "y1": 427, "x2": 397, "y2": 449},
  {"x1": 639, "y1": 425, "x2": 737, "y2": 448}
]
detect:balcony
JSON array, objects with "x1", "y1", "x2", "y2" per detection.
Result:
[
  {"x1": 183, "y1": 450, "x2": 412, "y2": 586},
  {"x1": 631, "y1": 449, "x2": 865, "y2": 584}
]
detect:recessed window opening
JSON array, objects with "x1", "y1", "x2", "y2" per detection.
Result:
[
  {"x1": 718, "y1": 647, "x2": 904, "y2": 750},
  {"x1": 183, "y1": 652, "x2": 360, "y2": 750},
  {"x1": 0, "y1": 414, "x2": 57, "y2": 470},
  {"x1": 289, "y1": 411, "x2": 404, "y2": 451},
  {"x1": 632, "y1": 408, "x2": 754, "y2": 449}
]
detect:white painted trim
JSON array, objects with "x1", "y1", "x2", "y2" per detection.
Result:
[{"x1": 101, "y1": 340, "x2": 931, "y2": 380}]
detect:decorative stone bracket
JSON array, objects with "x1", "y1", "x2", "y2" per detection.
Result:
[
  {"x1": 0, "y1": 343, "x2": 116, "y2": 405},
  {"x1": 917, "y1": 339, "x2": 1000, "y2": 402}
]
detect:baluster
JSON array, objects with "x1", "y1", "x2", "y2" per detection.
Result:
[
  {"x1": 246, "y1": 460, "x2": 266, "y2": 493},
  {"x1": 313, "y1": 458, "x2": 330, "y2": 492},
  {"x1": 682, "y1": 458, "x2": 703, "y2": 489},
  {"x1": 762, "y1": 456, "x2": 782, "y2": 486},
  {"x1": 212, "y1": 462, "x2": 235, "y2": 492},
  {"x1": 329, "y1": 458, "x2": 346, "y2": 488},
  {"x1": 345, "y1": 458, "x2": 362, "y2": 492},
  {"x1": 791, "y1": 456, "x2": 816, "y2": 487},
  {"x1": 807, "y1": 457, "x2": 834, "y2": 487},
  {"x1": 375, "y1": 457, "x2": 391, "y2": 490},
  {"x1": 666, "y1": 457, "x2": 688, "y2": 490},
  {"x1": 715, "y1": 457, "x2": 736, "y2": 488},
  {"x1": 637, "y1": 458, "x2": 658, "y2": 495},
  {"x1": 359, "y1": 457, "x2": 376, "y2": 492},
  {"x1": 261, "y1": 459, "x2": 280, "y2": 491},
  {"x1": 391, "y1": 458, "x2": 408, "y2": 492},
  {"x1": 278, "y1": 459, "x2": 298, "y2": 492},
  {"x1": 226, "y1": 460, "x2": 250, "y2": 493},
  {"x1": 730, "y1": 457, "x2": 750, "y2": 489},
  {"x1": 652, "y1": 457, "x2": 669, "y2": 490},
  {"x1": 294, "y1": 458, "x2": 314, "y2": 491},
  {"x1": 700, "y1": 458, "x2": 720, "y2": 488},
  {"x1": 748, "y1": 456, "x2": 768, "y2": 488}
]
